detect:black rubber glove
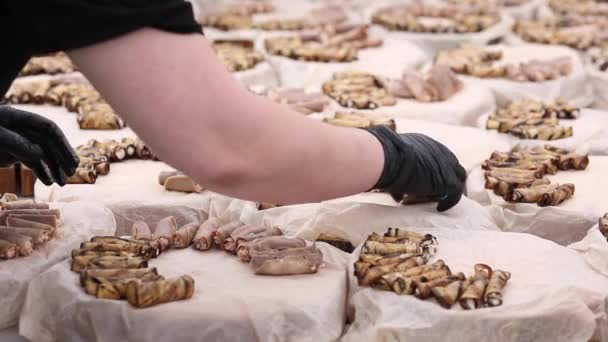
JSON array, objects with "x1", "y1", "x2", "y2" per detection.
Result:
[
  {"x1": 0, "y1": 106, "x2": 79, "y2": 186},
  {"x1": 367, "y1": 126, "x2": 467, "y2": 212}
]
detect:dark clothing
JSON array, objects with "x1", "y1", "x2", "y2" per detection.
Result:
[{"x1": 0, "y1": 0, "x2": 202, "y2": 94}]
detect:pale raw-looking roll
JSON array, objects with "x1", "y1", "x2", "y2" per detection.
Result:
[
  {"x1": 239, "y1": 236, "x2": 308, "y2": 263},
  {"x1": 0, "y1": 226, "x2": 49, "y2": 245},
  {"x1": 2, "y1": 200, "x2": 49, "y2": 210},
  {"x1": 0, "y1": 209, "x2": 61, "y2": 225},
  {"x1": 6, "y1": 217, "x2": 55, "y2": 233},
  {"x1": 223, "y1": 225, "x2": 267, "y2": 253},
  {"x1": 132, "y1": 221, "x2": 153, "y2": 241},
  {"x1": 0, "y1": 230, "x2": 33, "y2": 256},
  {"x1": 0, "y1": 193, "x2": 18, "y2": 203},
  {"x1": 158, "y1": 171, "x2": 182, "y2": 186},
  {"x1": 0, "y1": 239, "x2": 17, "y2": 259},
  {"x1": 7, "y1": 214, "x2": 58, "y2": 229},
  {"x1": 250, "y1": 244, "x2": 324, "y2": 276},
  {"x1": 193, "y1": 218, "x2": 222, "y2": 251},
  {"x1": 126, "y1": 275, "x2": 195, "y2": 308},
  {"x1": 164, "y1": 175, "x2": 203, "y2": 193},
  {"x1": 235, "y1": 227, "x2": 283, "y2": 261},
  {"x1": 213, "y1": 221, "x2": 244, "y2": 247},
  {"x1": 153, "y1": 217, "x2": 178, "y2": 251},
  {"x1": 173, "y1": 222, "x2": 200, "y2": 248}
]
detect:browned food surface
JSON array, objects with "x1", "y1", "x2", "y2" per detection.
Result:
[
  {"x1": 265, "y1": 24, "x2": 382, "y2": 63},
  {"x1": 513, "y1": 17, "x2": 608, "y2": 51},
  {"x1": 2, "y1": 81, "x2": 125, "y2": 130},
  {"x1": 212, "y1": 40, "x2": 265, "y2": 72},
  {"x1": 68, "y1": 138, "x2": 157, "y2": 185},
  {"x1": 372, "y1": 2, "x2": 500, "y2": 34},
  {"x1": 72, "y1": 220, "x2": 195, "y2": 308},
  {"x1": 436, "y1": 45, "x2": 572, "y2": 82},
  {"x1": 201, "y1": 2, "x2": 347, "y2": 31},
  {"x1": 322, "y1": 66, "x2": 462, "y2": 111},
  {"x1": 323, "y1": 111, "x2": 396, "y2": 130},
  {"x1": 447, "y1": 0, "x2": 529, "y2": 7},
  {"x1": 486, "y1": 99, "x2": 579, "y2": 140},
  {"x1": 355, "y1": 228, "x2": 510, "y2": 309},
  {"x1": 19, "y1": 52, "x2": 77, "y2": 77},
  {"x1": 483, "y1": 145, "x2": 587, "y2": 206}
]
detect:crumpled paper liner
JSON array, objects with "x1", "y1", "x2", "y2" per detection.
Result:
[
  {"x1": 569, "y1": 226, "x2": 608, "y2": 278},
  {"x1": 0, "y1": 202, "x2": 115, "y2": 329},
  {"x1": 343, "y1": 228, "x2": 608, "y2": 342},
  {"x1": 242, "y1": 194, "x2": 500, "y2": 245},
  {"x1": 19, "y1": 243, "x2": 348, "y2": 342},
  {"x1": 35, "y1": 160, "x2": 258, "y2": 236},
  {"x1": 588, "y1": 67, "x2": 608, "y2": 111},
  {"x1": 231, "y1": 61, "x2": 279, "y2": 88}
]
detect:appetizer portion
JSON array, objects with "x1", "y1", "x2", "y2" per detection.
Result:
[
  {"x1": 262, "y1": 87, "x2": 329, "y2": 115},
  {"x1": 483, "y1": 145, "x2": 588, "y2": 206},
  {"x1": 372, "y1": 2, "x2": 500, "y2": 34},
  {"x1": 355, "y1": 228, "x2": 510, "y2": 309},
  {"x1": 486, "y1": 99, "x2": 579, "y2": 140},
  {"x1": 513, "y1": 18, "x2": 608, "y2": 51},
  {"x1": 265, "y1": 24, "x2": 382, "y2": 63},
  {"x1": 548, "y1": 0, "x2": 608, "y2": 17},
  {"x1": 2, "y1": 81, "x2": 125, "y2": 130},
  {"x1": 158, "y1": 170, "x2": 202, "y2": 194},
  {"x1": 192, "y1": 218, "x2": 324, "y2": 276},
  {"x1": 322, "y1": 66, "x2": 463, "y2": 110},
  {"x1": 323, "y1": 111, "x2": 396, "y2": 130},
  {"x1": 202, "y1": 2, "x2": 347, "y2": 32},
  {"x1": 213, "y1": 40, "x2": 265, "y2": 72},
  {"x1": 436, "y1": 45, "x2": 572, "y2": 82},
  {"x1": 322, "y1": 71, "x2": 395, "y2": 109},
  {"x1": 18, "y1": 52, "x2": 76, "y2": 77},
  {"x1": 201, "y1": 1, "x2": 274, "y2": 30},
  {"x1": 0, "y1": 194, "x2": 60, "y2": 260},
  {"x1": 68, "y1": 138, "x2": 157, "y2": 184},
  {"x1": 71, "y1": 227, "x2": 194, "y2": 308}
]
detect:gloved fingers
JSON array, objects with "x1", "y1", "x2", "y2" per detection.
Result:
[
  {"x1": 436, "y1": 182, "x2": 464, "y2": 212},
  {"x1": 389, "y1": 191, "x2": 406, "y2": 203},
  {"x1": 22, "y1": 123, "x2": 79, "y2": 175},
  {"x1": 22, "y1": 158, "x2": 55, "y2": 186}
]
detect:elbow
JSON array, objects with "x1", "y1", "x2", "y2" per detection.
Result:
[{"x1": 190, "y1": 156, "x2": 253, "y2": 193}]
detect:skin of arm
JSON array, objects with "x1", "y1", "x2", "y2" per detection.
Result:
[{"x1": 68, "y1": 28, "x2": 384, "y2": 204}]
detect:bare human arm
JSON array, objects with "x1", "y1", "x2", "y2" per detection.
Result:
[{"x1": 68, "y1": 28, "x2": 385, "y2": 204}]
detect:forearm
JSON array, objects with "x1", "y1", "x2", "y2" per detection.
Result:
[{"x1": 68, "y1": 28, "x2": 384, "y2": 204}]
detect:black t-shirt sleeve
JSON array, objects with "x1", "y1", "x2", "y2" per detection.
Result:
[{"x1": 1, "y1": 0, "x2": 202, "y2": 94}]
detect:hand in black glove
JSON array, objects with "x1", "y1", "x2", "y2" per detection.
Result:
[
  {"x1": 0, "y1": 106, "x2": 79, "y2": 186},
  {"x1": 367, "y1": 126, "x2": 467, "y2": 212}
]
